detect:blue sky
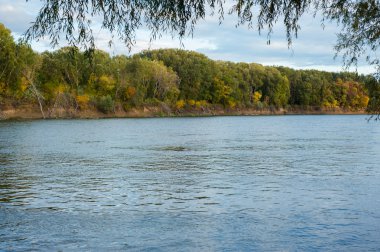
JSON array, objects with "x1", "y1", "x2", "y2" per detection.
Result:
[{"x1": 0, "y1": 0, "x2": 374, "y2": 74}]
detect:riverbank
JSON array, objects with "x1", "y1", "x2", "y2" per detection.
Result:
[{"x1": 0, "y1": 103, "x2": 367, "y2": 120}]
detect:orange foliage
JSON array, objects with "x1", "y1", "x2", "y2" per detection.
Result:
[
  {"x1": 76, "y1": 94, "x2": 90, "y2": 109},
  {"x1": 125, "y1": 86, "x2": 136, "y2": 99}
]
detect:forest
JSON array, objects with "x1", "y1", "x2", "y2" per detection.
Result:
[{"x1": 1, "y1": 23, "x2": 379, "y2": 118}]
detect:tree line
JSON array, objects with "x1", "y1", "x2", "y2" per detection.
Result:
[
  {"x1": 1, "y1": 23, "x2": 378, "y2": 116},
  {"x1": 25, "y1": 0, "x2": 380, "y2": 75}
]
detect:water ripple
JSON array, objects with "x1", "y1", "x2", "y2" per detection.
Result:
[{"x1": 1, "y1": 115, "x2": 380, "y2": 251}]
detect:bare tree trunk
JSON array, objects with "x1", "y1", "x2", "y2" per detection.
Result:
[
  {"x1": 73, "y1": 96, "x2": 79, "y2": 113},
  {"x1": 31, "y1": 83, "x2": 46, "y2": 119},
  {"x1": 23, "y1": 72, "x2": 45, "y2": 119},
  {"x1": 50, "y1": 93, "x2": 61, "y2": 118}
]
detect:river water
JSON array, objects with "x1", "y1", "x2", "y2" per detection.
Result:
[{"x1": 1, "y1": 115, "x2": 379, "y2": 251}]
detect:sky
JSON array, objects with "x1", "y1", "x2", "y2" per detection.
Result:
[{"x1": 0, "y1": 0, "x2": 375, "y2": 74}]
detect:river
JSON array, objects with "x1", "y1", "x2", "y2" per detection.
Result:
[{"x1": 1, "y1": 115, "x2": 379, "y2": 251}]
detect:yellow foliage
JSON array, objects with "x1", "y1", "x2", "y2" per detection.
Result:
[
  {"x1": 228, "y1": 99, "x2": 236, "y2": 109},
  {"x1": 55, "y1": 84, "x2": 67, "y2": 94},
  {"x1": 252, "y1": 91, "x2": 262, "y2": 104},
  {"x1": 20, "y1": 77, "x2": 29, "y2": 92},
  {"x1": 360, "y1": 96, "x2": 369, "y2": 108},
  {"x1": 187, "y1": 99, "x2": 196, "y2": 106},
  {"x1": 336, "y1": 78, "x2": 343, "y2": 85},
  {"x1": 323, "y1": 99, "x2": 339, "y2": 109},
  {"x1": 199, "y1": 100, "x2": 208, "y2": 107},
  {"x1": 194, "y1": 100, "x2": 208, "y2": 108},
  {"x1": 76, "y1": 94, "x2": 90, "y2": 109},
  {"x1": 322, "y1": 101, "x2": 332, "y2": 108},
  {"x1": 195, "y1": 101, "x2": 202, "y2": 108},
  {"x1": 99, "y1": 75, "x2": 115, "y2": 92},
  {"x1": 175, "y1": 99, "x2": 185, "y2": 110},
  {"x1": 332, "y1": 99, "x2": 339, "y2": 108},
  {"x1": 322, "y1": 101, "x2": 330, "y2": 107}
]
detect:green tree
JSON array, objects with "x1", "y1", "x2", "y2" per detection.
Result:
[
  {"x1": 0, "y1": 22, "x2": 377, "y2": 116},
  {"x1": 140, "y1": 49, "x2": 215, "y2": 101},
  {"x1": 17, "y1": 43, "x2": 45, "y2": 118},
  {"x1": 0, "y1": 23, "x2": 18, "y2": 95},
  {"x1": 123, "y1": 57, "x2": 179, "y2": 106},
  {"x1": 261, "y1": 67, "x2": 290, "y2": 108}
]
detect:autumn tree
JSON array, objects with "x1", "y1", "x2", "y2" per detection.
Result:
[
  {"x1": 21, "y1": 1, "x2": 380, "y2": 114},
  {"x1": 0, "y1": 22, "x2": 376, "y2": 116}
]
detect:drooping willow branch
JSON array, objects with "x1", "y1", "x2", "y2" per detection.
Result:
[{"x1": 24, "y1": 0, "x2": 380, "y2": 74}]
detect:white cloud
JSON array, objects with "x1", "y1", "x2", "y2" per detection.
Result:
[
  {"x1": 0, "y1": 0, "x2": 376, "y2": 74},
  {"x1": 0, "y1": 1, "x2": 34, "y2": 34},
  {"x1": 0, "y1": 4, "x2": 15, "y2": 12}
]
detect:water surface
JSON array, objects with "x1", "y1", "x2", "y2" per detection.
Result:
[{"x1": 1, "y1": 115, "x2": 380, "y2": 251}]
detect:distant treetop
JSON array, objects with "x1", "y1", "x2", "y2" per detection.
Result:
[{"x1": 24, "y1": 0, "x2": 380, "y2": 74}]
